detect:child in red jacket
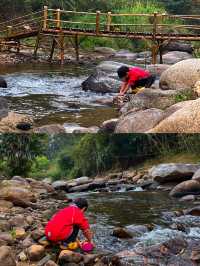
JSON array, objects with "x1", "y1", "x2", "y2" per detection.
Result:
[
  {"x1": 45, "y1": 198, "x2": 93, "y2": 248},
  {"x1": 117, "y1": 65, "x2": 156, "y2": 96}
]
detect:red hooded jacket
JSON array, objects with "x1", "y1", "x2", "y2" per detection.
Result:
[
  {"x1": 45, "y1": 205, "x2": 90, "y2": 242},
  {"x1": 127, "y1": 67, "x2": 150, "y2": 86}
]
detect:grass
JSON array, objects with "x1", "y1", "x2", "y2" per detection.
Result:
[{"x1": 173, "y1": 89, "x2": 196, "y2": 103}]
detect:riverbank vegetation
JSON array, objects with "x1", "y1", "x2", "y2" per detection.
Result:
[{"x1": 1, "y1": 134, "x2": 200, "y2": 180}]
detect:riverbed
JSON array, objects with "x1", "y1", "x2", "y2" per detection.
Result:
[
  {"x1": 0, "y1": 63, "x2": 118, "y2": 127},
  {"x1": 68, "y1": 191, "x2": 198, "y2": 258}
]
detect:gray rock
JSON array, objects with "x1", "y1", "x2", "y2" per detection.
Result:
[
  {"x1": 100, "y1": 118, "x2": 118, "y2": 133},
  {"x1": 75, "y1": 176, "x2": 90, "y2": 186},
  {"x1": 162, "y1": 51, "x2": 193, "y2": 65},
  {"x1": 0, "y1": 97, "x2": 8, "y2": 119},
  {"x1": 34, "y1": 124, "x2": 66, "y2": 134},
  {"x1": 160, "y1": 59, "x2": 200, "y2": 90},
  {"x1": 170, "y1": 180, "x2": 200, "y2": 197},
  {"x1": 149, "y1": 163, "x2": 200, "y2": 184},
  {"x1": 114, "y1": 50, "x2": 138, "y2": 60},
  {"x1": 115, "y1": 108, "x2": 164, "y2": 133},
  {"x1": 94, "y1": 47, "x2": 116, "y2": 55},
  {"x1": 96, "y1": 61, "x2": 132, "y2": 73},
  {"x1": 0, "y1": 246, "x2": 16, "y2": 266},
  {"x1": 52, "y1": 181, "x2": 68, "y2": 191},
  {"x1": 161, "y1": 42, "x2": 193, "y2": 54},
  {"x1": 0, "y1": 77, "x2": 7, "y2": 88},
  {"x1": 192, "y1": 168, "x2": 200, "y2": 182}
]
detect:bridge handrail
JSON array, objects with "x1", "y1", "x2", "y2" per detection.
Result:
[{"x1": 0, "y1": 10, "x2": 42, "y2": 27}]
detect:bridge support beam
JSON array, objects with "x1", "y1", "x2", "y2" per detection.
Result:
[
  {"x1": 59, "y1": 32, "x2": 65, "y2": 65},
  {"x1": 33, "y1": 33, "x2": 41, "y2": 59},
  {"x1": 48, "y1": 38, "x2": 56, "y2": 62},
  {"x1": 75, "y1": 34, "x2": 80, "y2": 62}
]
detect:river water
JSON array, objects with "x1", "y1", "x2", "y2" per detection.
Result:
[
  {"x1": 68, "y1": 190, "x2": 200, "y2": 260},
  {"x1": 0, "y1": 63, "x2": 118, "y2": 127}
]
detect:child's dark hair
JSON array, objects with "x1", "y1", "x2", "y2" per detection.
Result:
[
  {"x1": 117, "y1": 66, "x2": 130, "y2": 79},
  {"x1": 74, "y1": 198, "x2": 88, "y2": 210}
]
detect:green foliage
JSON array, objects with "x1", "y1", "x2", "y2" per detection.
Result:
[
  {"x1": 174, "y1": 89, "x2": 196, "y2": 103},
  {"x1": 0, "y1": 134, "x2": 48, "y2": 177}
]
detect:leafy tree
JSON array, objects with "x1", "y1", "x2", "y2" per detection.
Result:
[{"x1": 0, "y1": 134, "x2": 48, "y2": 176}]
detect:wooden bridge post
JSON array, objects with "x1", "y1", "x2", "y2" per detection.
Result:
[
  {"x1": 152, "y1": 12, "x2": 158, "y2": 64},
  {"x1": 107, "y1": 12, "x2": 112, "y2": 32},
  {"x1": 60, "y1": 32, "x2": 65, "y2": 65},
  {"x1": 75, "y1": 34, "x2": 80, "y2": 62},
  {"x1": 7, "y1": 26, "x2": 12, "y2": 38},
  {"x1": 56, "y1": 9, "x2": 61, "y2": 29},
  {"x1": 96, "y1": 11, "x2": 101, "y2": 35},
  {"x1": 43, "y1": 6, "x2": 48, "y2": 29}
]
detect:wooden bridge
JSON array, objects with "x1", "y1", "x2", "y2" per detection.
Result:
[{"x1": 0, "y1": 6, "x2": 200, "y2": 64}]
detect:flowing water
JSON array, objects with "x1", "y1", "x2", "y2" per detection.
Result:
[
  {"x1": 0, "y1": 63, "x2": 118, "y2": 127},
  {"x1": 69, "y1": 191, "x2": 200, "y2": 258}
]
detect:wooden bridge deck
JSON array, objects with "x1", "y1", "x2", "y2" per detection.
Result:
[{"x1": 1, "y1": 6, "x2": 200, "y2": 63}]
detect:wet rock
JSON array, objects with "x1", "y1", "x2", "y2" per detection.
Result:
[
  {"x1": 161, "y1": 42, "x2": 193, "y2": 54},
  {"x1": 114, "y1": 50, "x2": 138, "y2": 60},
  {"x1": 0, "y1": 246, "x2": 16, "y2": 266},
  {"x1": 22, "y1": 237, "x2": 33, "y2": 248},
  {"x1": 179, "y1": 195, "x2": 196, "y2": 202},
  {"x1": 0, "y1": 77, "x2": 7, "y2": 88},
  {"x1": 162, "y1": 51, "x2": 193, "y2": 65},
  {"x1": 160, "y1": 59, "x2": 200, "y2": 90},
  {"x1": 115, "y1": 108, "x2": 164, "y2": 133},
  {"x1": 52, "y1": 181, "x2": 68, "y2": 191},
  {"x1": 58, "y1": 250, "x2": 83, "y2": 264},
  {"x1": 0, "y1": 220, "x2": 11, "y2": 231},
  {"x1": 75, "y1": 176, "x2": 90, "y2": 185},
  {"x1": 112, "y1": 227, "x2": 133, "y2": 239},
  {"x1": 192, "y1": 168, "x2": 200, "y2": 182},
  {"x1": 94, "y1": 47, "x2": 116, "y2": 55},
  {"x1": 34, "y1": 124, "x2": 66, "y2": 134},
  {"x1": 184, "y1": 206, "x2": 200, "y2": 216},
  {"x1": 100, "y1": 118, "x2": 118, "y2": 133},
  {"x1": 73, "y1": 126, "x2": 99, "y2": 133},
  {"x1": 27, "y1": 244, "x2": 45, "y2": 261},
  {"x1": 0, "y1": 97, "x2": 8, "y2": 119},
  {"x1": 94, "y1": 255, "x2": 121, "y2": 266},
  {"x1": 149, "y1": 163, "x2": 200, "y2": 184},
  {"x1": 125, "y1": 225, "x2": 149, "y2": 236},
  {"x1": 82, "y1": 69, "x2": 120, "y2": 93},
  {"x1": 170, "y1": 180, "x2": 200, "y2": 197},
  {"x1": 191, "y1": 248, "x2": 200, "y2": 262},
  {"x1": 9, "y1": 214, "x2": 27, "y2": 228}
]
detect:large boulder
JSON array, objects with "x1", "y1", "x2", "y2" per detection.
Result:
[
  {"x1": 124, "y1": 88, "x2": 177, "y2": 114},
  {"x1": 149, "y1": 98, "x2": 200, "y2": 133},
  {"x1": 160, "y1": 59, "x2": 200, "y2": 90},
  {"x1": 0, "y1": 180, "x2": 36, "y2": 207},
  {"x1": 82, "y1": 69, "x2": 121, "y2": 93},
  {"x1": 161, "y1": 42, "x2": 193, "y2": 54},
  {"x1": 0, "y1": 97, "x2": 8, "y2": 119},
  {"x1": 0, "y1": 112, "x2": 33, "y2": 133},
  {"x1": 149, "y1": 163, "x2": 200, "y2": 184},
  {"x1": 162, "y1": 51, "x2": 193, "y2": 65},
  {"x1": 0, "y1": 246, "x2": 16, "y2": 266},
  {"x1": 115, "y1": 108, "x2": 164, "y2": 133},
  {"x1": 100, "y1": 118, "x2": 119, "y2": 133},
  {"x1": 170, "y1": 180, "x2": 200, "y2": 197},
  {"x1": 146, "y1": 64, "x2": 170, "y2": 76},
  {"x1": 0, "y1": 77, "x2": 7, "y2": 88}
]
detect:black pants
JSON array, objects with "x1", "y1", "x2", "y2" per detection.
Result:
[
  {"x1": 64, "y1": 225, "x2": 79, "y2": 244},
  {"x1": 131, "y1": 75, "x2": 156, "y2": 89}
]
